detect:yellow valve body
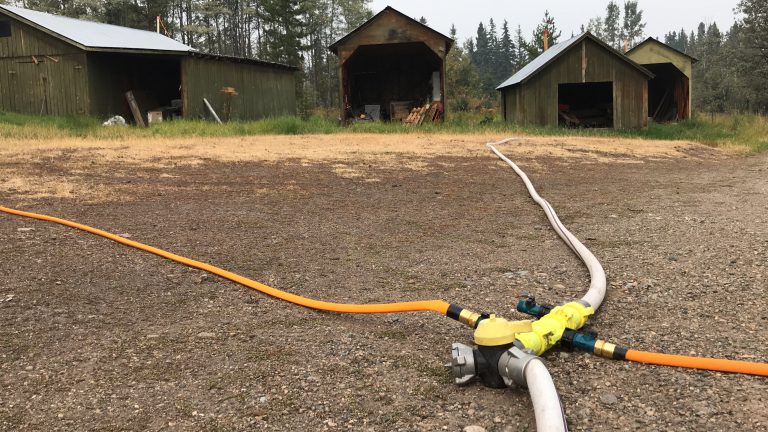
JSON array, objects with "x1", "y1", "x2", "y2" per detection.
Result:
[
  {"x1": 515, "y1": 302, "x2": 594, "y2": 355},
  {"x1": 473, "y1": 314, "x2": 534, "y2": 346}
]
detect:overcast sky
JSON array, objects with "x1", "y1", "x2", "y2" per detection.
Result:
[{"x1": 369, "y1": 1, "x2": 740, "y2": 44}]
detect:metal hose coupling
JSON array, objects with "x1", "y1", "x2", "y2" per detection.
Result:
[{"x1": 498, "y1": 344, "x2": 539, "y2": 388}]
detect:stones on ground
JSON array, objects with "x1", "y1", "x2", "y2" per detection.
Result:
[
  {"x1": 196, "y1": 331, "x2": 216, "y2": 339},
  {"x1": 600, "y1": 393, "x2": 619, "y2": 405},
  {"x1": 463, "y1": 426, "x2": 487, "y2": 432}
]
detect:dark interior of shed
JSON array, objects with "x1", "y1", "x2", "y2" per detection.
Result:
[
  {"x1": 645, "y1": 63, "x2": 689, "y2": 122},
  {"x1": 89, "y1": 53, "x2": 181, "y2": 123},
  {"x1": 343, "y1": 42, "x2": 440, "y2": 121},
  {"x1": 558, "y1": 82, "x2": 614, "y2": 128}
]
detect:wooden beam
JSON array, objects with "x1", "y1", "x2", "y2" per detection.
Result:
[{"x1": 124, "y1": 91, "x2": 146, "y2": 127}]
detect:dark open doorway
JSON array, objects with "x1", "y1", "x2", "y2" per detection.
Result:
[
  {"x1": 88, "y1": 53, "x2": 181, "y2": 123},
  {"x1": 644, "y1": 63, "x2": 689, "y2": 122},
  {"x1": 343, "y1": 42, "x2": 441, "y2": 121},
  {"x1": 558, "y1": 81, "x2": 614, "y2": 128}
]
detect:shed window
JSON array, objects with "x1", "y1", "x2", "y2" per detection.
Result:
[{"x1": 0, "y1": 21, "x2": 11, "y2": 38}]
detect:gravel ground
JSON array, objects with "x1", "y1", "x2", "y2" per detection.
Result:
[{"x1": 1, "y1": 134, "x2": 766, "y2": 431}]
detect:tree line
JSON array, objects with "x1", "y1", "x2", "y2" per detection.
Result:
[
  {"x1": 450, "y1": 0, "x2": 768, "y2": 114},
  {"x1": 6, "y1": 0, "x2": 768, "y2": 115}
]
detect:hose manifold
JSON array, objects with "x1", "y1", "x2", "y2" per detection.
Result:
[{"x1": 498, "y1": 345, "x2": 538, "y2": 388}]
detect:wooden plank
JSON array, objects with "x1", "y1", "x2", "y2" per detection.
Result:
[{"x1": 124, "y1": 91, "x2": 146, "y2": 127}]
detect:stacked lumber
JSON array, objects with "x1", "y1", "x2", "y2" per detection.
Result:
[{"x1": 403, "y1": 102, "x2": 443, "y2": 125}]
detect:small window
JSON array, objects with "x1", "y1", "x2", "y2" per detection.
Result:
[{"x1": 0, "y1": 21, "x2": 11, "y2": 38}]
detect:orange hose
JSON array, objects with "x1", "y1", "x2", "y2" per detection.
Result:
[
  {"x1": 625, "y1": 349, "x2": 768, "y2": 377},
  {"x1": 0, "y1": 206, "x2": 450, "y2": 315}
]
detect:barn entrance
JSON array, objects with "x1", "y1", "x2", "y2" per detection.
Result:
[
  {"x1": 87, "y1": 53, "x2": 182, "y2": 124},
  {"x1": 644, "y1": 63, "x2": 689, "y2": 122},
  {"x1": 557, "y1": 81, "x2": 614, "y2": 128},
  {"x1": 342, "y1": 42, "x2": 442, "y2": 122}
]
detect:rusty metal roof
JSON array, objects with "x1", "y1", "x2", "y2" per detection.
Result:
[
  {"x1": 0, "y1": 4, "x2": 192, "y2": 53},
  {"x1": 496, "y1": 32, "x2": 653, "y2": 90}
]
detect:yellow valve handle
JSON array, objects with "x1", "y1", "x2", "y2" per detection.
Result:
[{"x1": 515, "y1": 302, "x2": 594, "y2": 355}]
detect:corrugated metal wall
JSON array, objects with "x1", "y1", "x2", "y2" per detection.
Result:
[
  {"x1": 502, "y1": 38, "x2": 648, "y2": 129},
  {"x1": 0, "y1": 17, "x2": 89, "y2": 115},
  {"x1": 182, "y1": 57, "x2": 296, "y2": 120}
]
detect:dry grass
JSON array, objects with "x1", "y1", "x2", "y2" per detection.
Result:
[{"x1": 0, "y1": 134, "x2": 722, "y2": 203}]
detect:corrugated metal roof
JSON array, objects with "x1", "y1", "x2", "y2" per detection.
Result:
[
  {"x1": 496, "y1": 32, "x2": 653, "y2": 90},
  {"x1": 0, "y1": 4, "x2": 193, "y2": 52},
  {"x1": 496, "y1": 33, "x2": 583, "y2": 90}
]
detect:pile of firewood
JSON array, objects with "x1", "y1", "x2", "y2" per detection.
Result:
[{"x1": 403, "y1": 102, "x2": 443, "y2": 125}]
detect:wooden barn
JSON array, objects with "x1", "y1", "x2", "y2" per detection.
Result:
[
  {"x1": 329, "y1": 6, "x2": 453, "y2": 123},
  {"x1": 626, "y1": 37, "x2": 697, "y2": 122},
  {"x1": 497, "y1": 32, "x2": 654, "y2": 129},
  {"x1": 0, "y1": 5, "x2": 296, "y2": 122}
]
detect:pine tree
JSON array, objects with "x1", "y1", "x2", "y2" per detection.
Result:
[
  {"x1": 527, "y1": 10, "x2": 561, "y2": 58},
  {"x1": 514, "y1": 25, "x2": 529, "y2": 71},
  {"x1": 500, "y1": 20, "x2": 516, "y2": 76},
  {"x1": 446, "y1": 24, "x2": 482, "y2": 111},
  {"x1": 736, "y1": 0, "x2": 768, "y2": 111}
]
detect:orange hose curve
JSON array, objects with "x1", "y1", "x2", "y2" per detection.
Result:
[
  {"x1": 625, "y1": 349, "x2": 768, "y2": 377},
  {"x1": 0, "y1": 206, "x2": 450, "y2": 315}
]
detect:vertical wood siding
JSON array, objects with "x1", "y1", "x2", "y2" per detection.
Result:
[
  {"x1": 501, "y1": 38, "x2": 649, "y2": 129},
  {"x1": 0, "y1": 18, "x2": 88, "y2": 115},
  {"x1": 182, "y1": 57, "x2": 296, "y2": 120}
]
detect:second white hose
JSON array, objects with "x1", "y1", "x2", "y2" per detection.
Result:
[{"x1": 486, "y1": 138, "x2": 607, "y2": 310}]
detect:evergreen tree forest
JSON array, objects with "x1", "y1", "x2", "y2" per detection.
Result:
[{"x1": 4, "y1": 0, "x2": 768, "y2": 115}]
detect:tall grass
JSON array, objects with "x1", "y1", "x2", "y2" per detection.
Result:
[{"x1": 1, "y1": 110, "x2": 766, "y2": 153}]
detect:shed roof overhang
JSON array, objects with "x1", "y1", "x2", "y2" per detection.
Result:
[{"x1": 328, "y1": 6, "x2": 453, "y2": 61}]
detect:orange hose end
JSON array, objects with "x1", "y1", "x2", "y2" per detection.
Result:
[
  {"x1": 625, "y1": 349, "x2": 768, "y2": 377},
  {"x1": 1, "y1": 206, "x2": 451, "y2": 316}
]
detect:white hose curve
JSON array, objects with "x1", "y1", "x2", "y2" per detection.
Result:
[
  {"x1": 487, "y1": 138, "x2": 610, "y2": 432},
  {"x1": 486, "y1": 138, "x2": 607, "y2": 310},
  {"x1": 525, "y1": 359, "x2": 568, "y2": 432}
]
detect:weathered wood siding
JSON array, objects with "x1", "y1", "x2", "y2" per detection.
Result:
[
  {"x1": 626, "y1": 40, "x2": 693, "y2": 118},
  {"x1": 182, "y1": 57, "x2": 296, "y2": 120},
  {"x1": 331, "y1": 9, "x2": 450, "y2": 120},
  {"x1": 334, "y1": 10, "x2": 449, "y2": 64},
  {"x1": 626, "y1": 42, "x2": 692, "y2": 78},
  {"x1": 502, "y1": 38, "x2": 649, "y2": 129},
  {"x1": 0, "y1": 15, "x2": 89, "y2": 115}
]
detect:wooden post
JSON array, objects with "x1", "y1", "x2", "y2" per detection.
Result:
[{"x1": 124, "y1": 91, "x2": 146, "y2": 127}]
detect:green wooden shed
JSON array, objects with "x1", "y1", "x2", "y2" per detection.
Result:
[
  {"x1": 626, "y1": 37, "x2": 697, "y2": 122},
  {"x1": 0, "y1": 5, "x2": 297, "y2": 122},
  {"x1": 497, "y1": 32, "x2": 654, "y2": 129}
]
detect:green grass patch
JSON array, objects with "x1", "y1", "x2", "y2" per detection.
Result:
[{"x1": 1, "y1": 110, "x2": 766, "y2": 153}]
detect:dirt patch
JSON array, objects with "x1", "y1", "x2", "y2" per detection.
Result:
[
  {"x1": 1, "y1": 134, "x2": 766, "y2": 431},
  {"x1": 0, "y1": 134, "x2": 721, "y2": 202}
]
